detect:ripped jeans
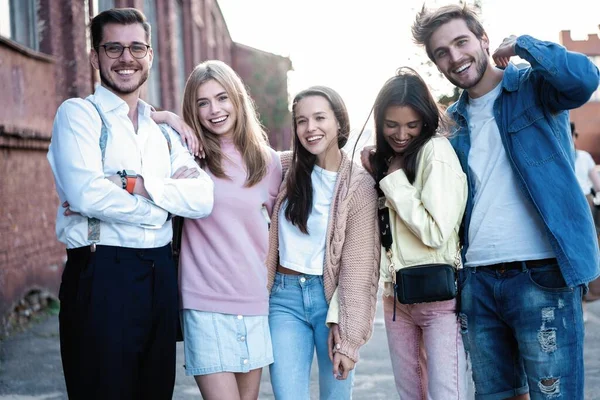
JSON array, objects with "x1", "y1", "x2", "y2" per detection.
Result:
[{"x1": 458, "y1": 262, "x2": 585, "y2": 400}]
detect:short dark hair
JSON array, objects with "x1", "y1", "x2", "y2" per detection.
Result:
[
  {"x1": 412, "y1": 3, "x2": 486, "y2": 62},
  {"x1": 571, "y1": 122, "x2": 577, "y2": 137},
  {"x1": 90, "y1": 8, "x2": 151, "y2": 50}
]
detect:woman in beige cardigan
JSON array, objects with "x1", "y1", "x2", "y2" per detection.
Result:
[{"x1": 266, "y1": 86, "x2": 380, "y2": 399}]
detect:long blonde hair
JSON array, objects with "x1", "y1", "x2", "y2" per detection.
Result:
[{"x1": 182, "y1": 60, "x2": 269, "y2": 186}]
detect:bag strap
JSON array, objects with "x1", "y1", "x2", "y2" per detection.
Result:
[
  {"x1": 171, "y1": 215, "x2": 184, "y2": 265},
  {"x1": 85, "y1": 99, "x2": 109, "y2": 247},
  {"x1": 375, "y1": 165, "x2": 402, "y2": 320},
  {"x1": 157, "y1": 124, "x2": 173, "y2": 154},
  {"x1": 375, "y1": 168, "x2": 393, "y2": 252}
]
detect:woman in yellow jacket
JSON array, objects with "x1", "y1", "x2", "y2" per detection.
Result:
[{"x1": 371, "y1": 67, "x2": 468, "y2": 399}]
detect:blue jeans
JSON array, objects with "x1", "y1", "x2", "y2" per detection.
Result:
[
  {"x1": 458, "y1": 262, "x2": 584, "y2": 400},
  {"x1": 269, "y1": 273, "x2": 354, "y2": 400}
]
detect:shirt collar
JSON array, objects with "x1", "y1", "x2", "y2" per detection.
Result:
[
  {"x1": 500, "y1": 63, "x2": 520, "y2": 92},
  {"x1": 450, "y1": 64, "x2": 519, "y2": 118},
  {"x1": 91, "y1": 85, "x2": 153, "y2": 117}
]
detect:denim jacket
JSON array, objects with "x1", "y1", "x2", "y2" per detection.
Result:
[{"x1": 448, "y1": 35, "x2": 600, "y2": 287}]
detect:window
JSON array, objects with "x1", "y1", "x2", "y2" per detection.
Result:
[
  {"x1": 94, "y1": 0, "x2": 115, "y2": 13},
  {"x1": 0, "y1": 0, "x2": 39, "y2": 50},
  {"x1": 590, "y1": 56, "x2": 600, "y2": 102},
  {"x1": 144, "y1": 0, "x2": 162, "y2": 108},
  {"x1": 0, "y1": 1, "x2": 10, "y2": 37},
  {"x1": 175, "y1": 0, "x2": 187, "y2": 103}
]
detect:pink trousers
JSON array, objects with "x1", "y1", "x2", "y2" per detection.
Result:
[{"x1": 383, "y1": 295, "x2": 467, "y2": 399}]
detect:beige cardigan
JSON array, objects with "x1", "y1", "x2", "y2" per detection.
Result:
[{"x1": 266, "y1": 151, "x2": 380, "y2": 362}]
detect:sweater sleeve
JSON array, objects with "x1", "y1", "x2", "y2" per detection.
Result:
[
  {"x1": 337, "y1": 173, "x2": 381, "y2": 362},
  {"x1": 279, "y1": 150, "x2": 293, "y2": 177}
]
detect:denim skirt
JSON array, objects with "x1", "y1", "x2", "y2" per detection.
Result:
[{"x1": 181, "y1": 309, "x2": 274, "y2": 376}]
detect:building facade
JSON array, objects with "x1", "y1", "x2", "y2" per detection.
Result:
[
  {"x1": 561, "y1": 29, "x2": 600, "y2": 161},
  {"x1": 0, "y1": 0, "x2": 292, "y2": 333}
]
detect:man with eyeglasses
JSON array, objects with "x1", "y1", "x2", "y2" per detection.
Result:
[{"x1": 47, "y1": 8, "x2": 214, "y2": 399}]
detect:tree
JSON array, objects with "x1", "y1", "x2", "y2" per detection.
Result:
[{"x1": 438, "y1": 86, "x2": 462, "y2": 108}]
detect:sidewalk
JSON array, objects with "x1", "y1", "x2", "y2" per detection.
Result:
[{"x1": 1, "y1": 299, "x2": 599, "y2": 399}]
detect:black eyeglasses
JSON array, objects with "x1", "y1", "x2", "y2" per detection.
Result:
[{"x1": 98, "y1": 43, "x2": 151, "y2": 59}]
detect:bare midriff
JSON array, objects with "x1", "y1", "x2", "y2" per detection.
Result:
[{"x1": 276, "y1": 265, "x2": 303, "y2": 275}]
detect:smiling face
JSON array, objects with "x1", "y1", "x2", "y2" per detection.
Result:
[
  {"x1": 383, "y1": 105, "x2": 423, "y2": 155},
  {"x1": 294, "y1": 95, "x2": 340, "y2": 166},
  {"x1": 91, "y1": 23, "x2": 152, "y2": 97},
  {"x1": 196, "y1": 79, "x2": 236, "y2": 138},
  {"x1": 428, "y1": 18, "x2": 490, "y2": 91}
]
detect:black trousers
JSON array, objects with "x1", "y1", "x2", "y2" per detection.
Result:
[{"x1": 59, "y1": 244, "x2": 177, "y2": 400}]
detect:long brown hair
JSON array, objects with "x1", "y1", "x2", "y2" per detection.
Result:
[
  {"x1": 182, "y1": 60, "x2": 269, "y2": 186},
  {"x1": 284, "y1": 86, "x2": 350, "y2": 234}
]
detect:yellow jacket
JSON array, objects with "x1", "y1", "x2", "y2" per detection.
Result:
[
  {"x1": 379, "y1": 136, "x2": 467, "y2": 288},
  {"x1": 327, "y1": 136, "x2": 466, "y2": 323}
]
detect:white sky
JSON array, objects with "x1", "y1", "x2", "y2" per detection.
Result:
[{"x1": 219, "y1": 0, "x2": 600, "y2": 131}]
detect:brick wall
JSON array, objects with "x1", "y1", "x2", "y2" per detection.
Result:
[
  {"x1": 0, "y1": 36, "x2": 66, "y2": 330},
  {"x1": 233, "y1": 43, "x2": 293, "y2": 151},
  {"x1": 0, "y1": 148, "x2": 65, "y2": 330}
]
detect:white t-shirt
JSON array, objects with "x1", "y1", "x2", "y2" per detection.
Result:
[
  {"x1": 575, "y1": 149, "x2": 595, "y2": 195},
  {"x1": 465, "y1": 83, "x2": 554, "y2": 266},
  {"x1": 278, "y1": 165, "x2": 337, "y2": 275}
]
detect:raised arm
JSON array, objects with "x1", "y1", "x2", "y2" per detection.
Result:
[
  {"x1": 151, "y1": 110, "x2": 203, "y2": 158},
  {"x1": 493, "y1": 35, "x2": 600, "y2": 111}
]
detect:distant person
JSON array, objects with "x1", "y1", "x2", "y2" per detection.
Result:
[
  {"x1": 409, "y1": 4, "x2": 600, "y2": 399},
  {"x1": 571, "y1": 122, "x2": 600, "y2": 310},
  {"x1": 155, "y1": 60, "x2": 282, "y2": 400},
  {"x1": 572, "y1": 122, "x2": 600, "y2": 204},
  {"x1": 266, "y1": 86, "x2": 380, "y2": 399},
  {"x1": 367, "y1": 67, "x2": 468, "y2": 398},
  {"x1": 47, "y1": 8, "x2": 214, "y2": 399}
]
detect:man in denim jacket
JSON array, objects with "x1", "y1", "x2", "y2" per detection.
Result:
[{"x1": 412, "y1": 4, "x2": 600, "y2": 400}]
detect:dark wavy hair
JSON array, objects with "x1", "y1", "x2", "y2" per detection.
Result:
[
  {"x1": 372, "y1": 67, "x2": 449, "y2": 183},
  {"x1": 284, "y1": 86, "x2": 350, "y2": 234}
]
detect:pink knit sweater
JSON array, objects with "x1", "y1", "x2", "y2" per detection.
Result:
[{"x1": 266, "y1": 151, "x2": 381, "y2": 362}]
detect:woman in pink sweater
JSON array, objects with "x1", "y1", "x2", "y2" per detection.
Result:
[
  {"x1": 176, "y1": 60, "x2": 281, "y2": 400},
  {"x1": 266, "y1": 86, "x2": 380, "y2": 399}
]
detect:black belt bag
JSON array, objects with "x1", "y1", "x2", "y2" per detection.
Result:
[
  {"x1": 375, "y1": 167, "x2": 460, "y2": 320},
  {"x1": 396, "y1": 263, "x2": 457, "y2": 305}
]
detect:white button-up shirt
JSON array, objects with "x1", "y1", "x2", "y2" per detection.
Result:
[{"x1": 48, "y1": 86, "x2": 214, "y2": 249}]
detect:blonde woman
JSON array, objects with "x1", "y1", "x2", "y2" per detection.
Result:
[{"x1": 157, "y1": 60, "x2": 281, "y2": 400}]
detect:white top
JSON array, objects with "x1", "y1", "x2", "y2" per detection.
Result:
[
  {"x1": 47, "y1": 85, "x2": 214, "y2": 249},
  {"x1": 575, "y1": 149, "x2": 595, "y2": 195},
  {"x1": 278, "y1": 165, "x2": 337, "y2": 275},
  {"x1": 465, "y1": 83, "x2": 554, "y2": 266}
]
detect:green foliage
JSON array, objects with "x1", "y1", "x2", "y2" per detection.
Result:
[{"x1": 438, "y1": 86, "x2": 461, "y2": 108}]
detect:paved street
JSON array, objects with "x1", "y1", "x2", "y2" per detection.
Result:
[{"x1": 1, "y1": 298, "x2": 599, "y2": 399}]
